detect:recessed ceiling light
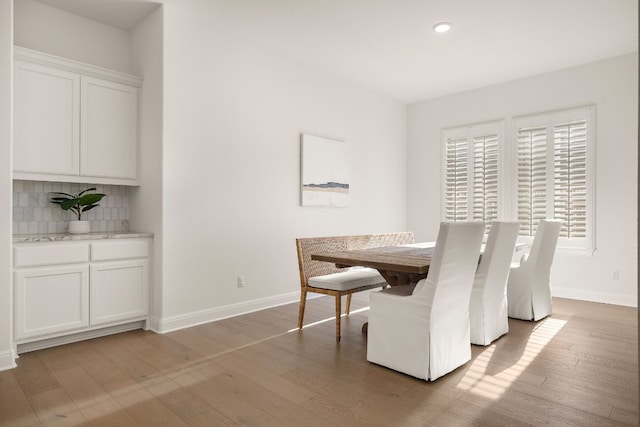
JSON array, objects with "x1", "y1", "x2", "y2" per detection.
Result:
[{"x1": 433, "y1": 22, "x2": 451, "y2": 33}]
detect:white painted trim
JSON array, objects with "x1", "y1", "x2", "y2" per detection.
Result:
[
  {"x1": 16, "y1": 321, "x2": 145, "y2": 354},
  {"x1": 14, "y1": 46, "x2": 142, "y2": 87},
  {"x1": 0, "y1": 348, "x2": 17, "y2": 372},
  {"x1": 147, "y1": 315, "x2": 162, "y2": 333},
  {"x1": 13, "y1": 171, "x2": 139, "y2": 187},
  {"x1": 154, "y1": 291, "x2": 302, "y2": 334},
  {"x1": 552, "y1": 287, "x2": 637, "y2": 307}
]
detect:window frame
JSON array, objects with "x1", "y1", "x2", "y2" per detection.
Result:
[
  {"x1": 440, "y1": 120, "x2": 505, "y2": 228},
  {"x1": 511, "y1": 105, "x2": 596, "y2": 251}
]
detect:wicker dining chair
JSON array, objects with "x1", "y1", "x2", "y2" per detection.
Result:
[{"x1": 295, "y1": 232, "x2": 414, "y2": 342}]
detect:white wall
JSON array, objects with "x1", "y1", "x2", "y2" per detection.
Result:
[
  {"x1": 0, "y1": 0, "x2": 14, "y2": 371},
  {"x1": 131, "y1": 7, "x2": 164, "y2": 326},
  {"x1": 407, "y1": 54, "x2": 638, "y2": 307},
  {"x1": 160, "y1": 0, "x2": 407, "y2": 329},
  {"x1": 13, "y1": 0, "x2": 132, "y2": 73}
]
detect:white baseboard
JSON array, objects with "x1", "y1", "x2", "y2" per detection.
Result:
[
  {"x1": 147, "y1": 315, "x2": 162, "y2": 333},
  {"x1": 16, "y1": 321, "x2": 145, "y2": 354},
  {"x1": 0, "y1": 348, "x2": 17, "y2": 372},
  {"x1": 152, "y1": 291, "x2": 302, "y2": 334},
  {"x1": 553, "y1": 287, "x2": 637, "y2": 307}
]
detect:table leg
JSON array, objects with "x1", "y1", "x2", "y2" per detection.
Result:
[
  {"x1": 378, "y1": 270, "x2": 401, "y2": 286},
  {"x1": 378, "y1": 270, "x2": 427, "y2": 287}
]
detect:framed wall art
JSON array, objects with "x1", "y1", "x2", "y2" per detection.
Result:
[{"x1": 300, "y1": 133, "x2": 349, "y2": 207}]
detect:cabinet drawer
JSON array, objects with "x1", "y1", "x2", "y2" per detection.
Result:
[
  {"x1": 14, "y1": 243, "x2": 89, "y2": 268},
  {"x1": 91, "y1": 240, "x2": 149, "y2": 261}
]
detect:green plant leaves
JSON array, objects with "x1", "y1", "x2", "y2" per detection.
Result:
[
  {"x1": 48, "y1": 188, "x2": 106, "y2": 220},
  {"x1": 77, "y1": 187, "x2": 97, "y2": 197},
  {"x1": 59, "y1": 199, "x2": 79, "y2": 210},
  {"x1": 78, "y1": 193, "x2": 105, "y2": 206},
  {"x1": 81, "y1": 204, "x2": 100, "y2": 213}
]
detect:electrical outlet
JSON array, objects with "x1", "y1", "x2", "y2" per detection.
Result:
[
  {"x1": 237, "y1": 275, "x2": 246, "y2": 288},
  {"x1": 611, "y1": 270, "x2": 620, "y2": 280}
]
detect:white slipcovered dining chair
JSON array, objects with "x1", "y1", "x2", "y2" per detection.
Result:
[
  {"x1": 367, "y1": 222, "x2": 484, "y2": 381},
  {"x1": 469, "y1": 221, "x2": 520, "y2": 346},
  {"x1": 507, "y1": 219, "x2": 562, "y2": 321}
]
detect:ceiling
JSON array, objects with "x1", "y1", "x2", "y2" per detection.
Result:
[
  {"x1": 34, "y1": 0, "x2": 160, "y2": 32},
  {"x1": 34, "y1": 0, "x2": 638, "y2": 103}
]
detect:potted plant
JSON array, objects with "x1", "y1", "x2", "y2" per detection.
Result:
[{"x1": 50, "y1": 187, "x2": 106, "y2": 234}]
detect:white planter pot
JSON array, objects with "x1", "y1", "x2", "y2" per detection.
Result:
[{"x1": 68, "y1": 220, "x2": 90, "y2": 234}]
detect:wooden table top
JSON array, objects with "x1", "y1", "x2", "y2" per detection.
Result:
[
  {"x1": 311, "y1": 241, "x2": 528, "y2": 279},
  {"x1": 311, "y1": 243, "x2": 435, "y2": 275}
]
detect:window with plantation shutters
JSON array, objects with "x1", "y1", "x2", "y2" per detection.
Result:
[
  {"x1": 514, "y1": 106, "x2": 594, "y2": 249},
  {"x1": 441, "y1": 108, "x2": 593, "y2": 250},
  {"x1": 442, "y1": 121, "x2": 502, "y2": 229}
]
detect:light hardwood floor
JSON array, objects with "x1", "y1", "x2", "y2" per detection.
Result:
[{"x1": 0, "y1": 296, "x2": 637, "y2": 426}]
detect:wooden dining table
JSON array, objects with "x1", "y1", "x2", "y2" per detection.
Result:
[
  {"x1": 312, "y1": 240, "x2": 527, "y2": 335},
  {"x1": 311, "y1": 242, "x2": 435, "y2": 287},
  {"x1": 311, "y1": 241, "x2": 528, "y2": 287}
]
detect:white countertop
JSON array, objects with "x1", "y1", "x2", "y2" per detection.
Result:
[{"x1": 13, "y1": 232, "x2": 154, "y2": 244}]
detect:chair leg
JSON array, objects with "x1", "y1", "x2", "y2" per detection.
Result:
[
  {"x1": 297, "y1": 288, "x2": 307, "y2": 329},
  {"x1": 335, "y1": 294, "x2": 341, "y2": 343},
  {"x1": 345, "y1": 294, "x2": 352, "y2": 316}
]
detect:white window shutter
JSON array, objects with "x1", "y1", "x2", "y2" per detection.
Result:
[
  {"x1": 444, "y1": 136, "x2": 468, "y2": 222},
  {"x1": 516, "y1": 126, "x2": 548, "y2": 237},
  {"x1": 553, "y1": 120, "x2": 588, "y2": 239},
  {"x1": 473, "y1": 134, "x2": 499, "y2": 231}
]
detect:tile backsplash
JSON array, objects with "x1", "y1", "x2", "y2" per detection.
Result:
[{"x1": 13, "y1": 180, "x2": 129, "y2": 235}]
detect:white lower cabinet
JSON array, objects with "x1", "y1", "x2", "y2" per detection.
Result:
[
  {"x1": 14, "y1": 264, "x2": 89, "y2": 340},
  {"x1": 90, "y1": 259, "x2": 148, "y2": 325},
  {"x1": 13, "y1": 238, "x2": 151, "y2": 346}
]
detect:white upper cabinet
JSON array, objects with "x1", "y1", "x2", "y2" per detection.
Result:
[
  {"x1": 13, "y1": 60, "x2": 80, "y2": 175},
  {"x1": 13, "y1": 47, "x2": 142, "y2": 185},
  {"x1": 81, "y1": 77, "x2": 138, "y2": 179}
]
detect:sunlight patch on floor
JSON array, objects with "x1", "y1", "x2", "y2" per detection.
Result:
[
  {"x1": 18, "y1": 306, "x2": 374, "y2": 424},
  {"x1": 77, "y1": 308, "x2": 374, "y2": 420},
  {"x1": 457, "y1": 317, "x2": 567, "y2": 400},
  {"x1": 287, "y1": 306, "x2": 369, "y2": 332}
]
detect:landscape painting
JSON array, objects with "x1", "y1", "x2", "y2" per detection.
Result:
[{"x1": 301, "y1": 133, "x2": 349, "y2": 207}]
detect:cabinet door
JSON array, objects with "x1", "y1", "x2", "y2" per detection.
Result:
[
  {"x1": 14, "y1": 265, "x2": 89, "y2": 340},
  {"x1": 81, "y1": 77, "x2": 138, "y2": 179},
  {"x1": 90, "y1": 259, "x2": 148, "y2": 325},
  {"x1": 13, "y1": 60, "x2": 80, "y2": 175}
]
